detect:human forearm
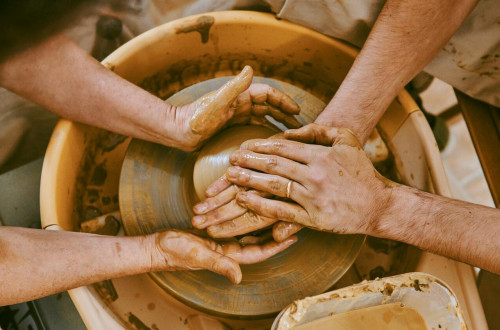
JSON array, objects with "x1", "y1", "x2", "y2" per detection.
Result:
[
  {"x1": 0, "y1": 35, "x2": 184, "y2": 148},
  {"x1": 316, "y1": 0, "x2": 478, "y2": 143},
  {"x1": 0, "y1": 227, "x2": 153, "y2": 305},
  {"x1": 373, "y1": 185, "x2": 500, "y2": 273},
  {"x1": 0, "y1": 226, "x2": 296, "y2": 305}
]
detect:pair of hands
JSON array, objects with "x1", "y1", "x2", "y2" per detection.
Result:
[
  {"x1": 153, "y1": 66, "x2": 302, "y2": 283},
  {"x1": 192, "y1": 123, "x2": 395, "y2": 243}
]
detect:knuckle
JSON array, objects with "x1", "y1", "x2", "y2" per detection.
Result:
[
  {"x1": 247, "y1": 213, "x2": 260, "y2": 225},
  {"x1": 272, "y1": 141, "x2": 285, "y2": 152},
  {"x1": 211, "y1": 196, "x2": 226, "y2": 208},
  {"x1": 207, "y1": 209, "x2": 220, "y2": 222},
  {"x1": 277, "y1": 208, "x2": 294, "y2": 220},
  {"x1": 247, "y1": 196, "x2": 262, "y2": 211},
  {"x1": 238, "y1": 170, "x2": 252, "y2": 183},
  {"x1": 310, "y1": 172, "x2": 327, "y2": 185},
  {"x1": 265, "y1": 157, "x2": 278, "y2": 171},
  {"x1": 269, "y1": 179, "x2": 282, "y2": 193},
  {"x1": 317, "y1": 150, "x2": 333, "y2": 163}
]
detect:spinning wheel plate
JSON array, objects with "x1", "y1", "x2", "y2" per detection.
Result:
[{"x1": 119, "y1": 77, "x2": 364, "y2": 318}]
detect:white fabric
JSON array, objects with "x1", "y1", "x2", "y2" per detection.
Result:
[{"x1": 273, "y1": 0, "x2": 500, "y2": 107}]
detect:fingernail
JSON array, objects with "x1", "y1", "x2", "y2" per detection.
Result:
[
  {"x1": 192, "y1": 215, "x2": 205, "y2": 226},
  {"x1": 193, "y1": 203, "x2": 207, "y2": 214},
  {"x1": 237, "y1": 193, "x2": 248, "y2": 203},
  {"x1": 226, "y1": 166, "x2": 239, "y2": 179},
  {"x1": 229, "y1": 151, "x2": 239, "y2": 163},
  {"x1": 206, "y1": 186, "x2": 216, "y2": 196}
]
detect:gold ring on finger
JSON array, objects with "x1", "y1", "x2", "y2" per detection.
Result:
[{"x1": 286, "y1": 180, "x2": 293, "y2": 199}]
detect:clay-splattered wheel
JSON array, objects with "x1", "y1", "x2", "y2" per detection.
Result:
[{"x1": 119, "y1": 77, "x2": 365, "y2": 319}]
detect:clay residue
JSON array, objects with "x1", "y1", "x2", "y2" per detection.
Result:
[
  {"x1": 293, "y1": 303, "x2": 428, "y2": 330},
  {"x1": 176, "y1": 15, "x2": 215, "y2": 43},
  {"x1": 189, "y1": 66, "x2": 252, "y2": 137},
  {"x1": 127, "y1": 312, "x2": 151, "y2": 330},
  {"x1": 93, "y1": 279, "x2": 118, "y2": 303},
  {"x1": 139, "y1": 53, "x2": 338, "y2": 102},
  {"x1": 80, "y1": 213, "x2": 120, "y2": 236}
]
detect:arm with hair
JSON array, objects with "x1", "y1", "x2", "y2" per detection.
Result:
[
  {"x1": 0, "y1": 227, "x2": 295, "y2": 306},
  {"x1": 0, "y1": 35, "x2": 182, "y2": 146},
  {"x1": 316, "y1": 0, "x2": 478, "y2": 144},
  {"x1": 0, "y1": 35, "x2": 300, "y2": 151},
  {"x1": 375, "y1": 184, "x2": 500, "y2": 273},
  {"x1": 223, "y1": 125, "x2": 500, "y2": 274}
]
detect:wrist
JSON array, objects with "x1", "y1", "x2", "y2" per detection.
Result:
[
  {"x1": 366, "y1": 182, "x2": 402, "y2": 237},
  {"x1": 140, "y1": 233, "x2": 164, "y2": 272},
  {"x1": 368, "y1": 184, "x2": 424, "y2": 241},
  {"x1": 159, "y1": 103, "x2": 202, "y2": 151}
]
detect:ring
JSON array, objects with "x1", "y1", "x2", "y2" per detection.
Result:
[{"x1": 286, "y1": 180, "x2": 293, "y2": 199}]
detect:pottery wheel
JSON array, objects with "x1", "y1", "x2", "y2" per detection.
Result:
[{"x1": 119, "y1": 77, "x2": 365, "y2": 319}]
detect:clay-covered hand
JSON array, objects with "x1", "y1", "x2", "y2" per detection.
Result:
[
  {"x1": 149, "y1": 229, "x2": 297, "y2": 284},
  {"x1": 172, "y1": 65, "x2": 300, "y2": 151},
  {"x1": 191, "y1": 134, "x2": 284, "y2": 238},
  {"x1": 200, "y1": 124, "x2": 395, "y2": 239}
]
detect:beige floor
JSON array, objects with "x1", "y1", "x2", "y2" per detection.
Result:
[{"x1": 420, "y1": 78, "x2": 495, "y2": 208}]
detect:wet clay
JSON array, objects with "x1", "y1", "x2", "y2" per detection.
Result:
[
  {"x1": 175, "y1": 15, "x2": 215, "y2": 44},
  {"x1": 189, "y1": 66, "x2": 253, "y2": 138},
  {"x1": 294, "y1": 303, "x2": 427, "y2": 330},
  {"x1": 193, "y1": 125, "x2": 276, "y2": 200}
]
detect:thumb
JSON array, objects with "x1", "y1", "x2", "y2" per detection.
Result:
[
  {"x1": 189, "y1": 66, "x2": 253, "y2": 136},
  {"x1": 214, "y1": 65, "x2": 253, "y2": 108},
  {"x1": 204, "y1": 251, "x2": 243, "y2": 284}
]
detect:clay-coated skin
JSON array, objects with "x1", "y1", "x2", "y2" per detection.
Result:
[
  {"x1": 194, "y1": 124, "x2": 500, "y2": 274},
  {"x1": 194, "y1": 124, "x2": 390, "y2": 237},
  {"x1": 152, "y1": 230, "x2": 297, "y2": 284},
  {"x1": 187, "y1": 65, "x2": 300, "y2": 146}
]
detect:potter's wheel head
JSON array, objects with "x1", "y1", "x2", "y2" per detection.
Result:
[{"x1": 119, "y1": 77, "x2": 365, "y2": 318}]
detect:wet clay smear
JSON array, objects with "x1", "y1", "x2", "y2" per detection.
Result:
[{"x1": 175, "y1": 15, "x2": 215, "y2": 43}]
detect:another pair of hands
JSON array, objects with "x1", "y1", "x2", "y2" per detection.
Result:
[{"x1": 149, "y1": 66, "x2": 302, "y2": 283}]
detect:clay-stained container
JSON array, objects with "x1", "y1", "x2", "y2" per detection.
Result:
[{"x1": 272, "y1": 272, "x2": 467, "y2": 329}]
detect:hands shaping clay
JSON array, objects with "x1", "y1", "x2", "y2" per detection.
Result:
[
  {"x1": 184, "y1": 65, "x2": 300, "y2": 150},
  {"x1": 192, "y1": 125, "x2": 277, "y2": 201}
]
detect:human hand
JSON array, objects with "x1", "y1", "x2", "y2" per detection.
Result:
[
  {"x1": 196, "y1": 124, "x2": 396, "y2": 239},
  {"x1": 171, "y1": 66, "x2": 300, "y2": 151},
  {"x1": 149, "y1": 229, "x2": 297, "y2": 284},
  {"x1": 191, "y1": 134, "x2": 285, "y2": 238}
]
